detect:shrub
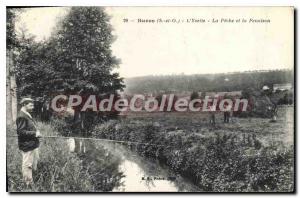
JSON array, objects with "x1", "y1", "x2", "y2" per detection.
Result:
[{"x1": 91, "y1": 117, "x2": 294, "y2": 192}]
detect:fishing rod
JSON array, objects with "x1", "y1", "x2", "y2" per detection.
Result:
[
  {"x1": 7, "y1": 135, "x2": 168, "y2": 147},
  {"x1": 7, "y1": 131, "x2": 254, "y2": 148}
]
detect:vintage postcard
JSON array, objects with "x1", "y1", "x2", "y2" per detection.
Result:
[{"x1": 6, "y1": 6, "x2": 294, "y2": 192}]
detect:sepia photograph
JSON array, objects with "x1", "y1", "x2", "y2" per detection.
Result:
[{"x1": 6, "y1": 6, "x2": 294, "y2": 192}]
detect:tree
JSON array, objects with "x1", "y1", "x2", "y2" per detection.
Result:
[
  {"x1": 7, "y1": 8, "x2": 21, "y2": 50},
  {"x1": 49, "y1": 7, "x2": 124, "y2": 132},
  {"x1": 6, "y1": 8, "x2": 21, "y2": 125},
  {"x1": 14, "y1": 7, "x2": 124, "y2": 133},
  {"x1": 49, "y1": 7, "x2": 124, "y2": 95},
  {"x1": 190, "y1": 91, "x2": 200, "y2": 108},
  {"x1": 190, "y1": 91, "x2": 199, "y2": 100}
]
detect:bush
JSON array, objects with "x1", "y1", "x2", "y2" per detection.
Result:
[{"x1": 91, "y1": 117, "x2": 294, "y2": 192}]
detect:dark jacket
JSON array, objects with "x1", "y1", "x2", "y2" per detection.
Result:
[{"x1": 16, "y1": 110, "x2": 40, "y2": 152}]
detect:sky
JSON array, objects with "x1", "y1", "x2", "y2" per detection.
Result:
[{"x1": 15, "y1": 7, "x2": 294, "y2": 78}]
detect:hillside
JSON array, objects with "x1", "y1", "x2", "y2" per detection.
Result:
[{"x1": 124, "y1": 69, "x2": 294, "y2": 94}]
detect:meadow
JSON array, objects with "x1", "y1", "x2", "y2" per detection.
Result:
[
  {"x1": 92, "y1": 106, "x2": 294, "y2": 192},
  {"x1": 7, "y1": 106, "x2": 294, "y2": 192}
]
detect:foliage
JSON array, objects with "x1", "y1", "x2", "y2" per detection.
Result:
[
  {"x1": 49, "y1": 7, "x2": 124, "y2": 95},
  {"x1": 12, "y1": 7, "x2": 124, "y2": 100},
  {"x1": 7, "y1": 8, "x2": 21, "y2": 50},
  {"x1": 124, "y1": 70, "x2": 293, "y2": 94},
  {"x1": 92, "y1": 108, "x2": 294, "y2": 192},
  {"x1": 10, "y1": 7, "x2": 125, "y2": 131},
  {"x1": 7, "y1": 122, "x2": 124, "y2": 192},
  {"x1": 190, "y1": 91, "x2": 199, "y2": 100}
]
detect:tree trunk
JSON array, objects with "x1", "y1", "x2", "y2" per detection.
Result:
[
  {"x1": 7, "y1": 50, "x2": 17, "y2": 126},
  {"x1": 6, "y1": 51, "x2": 12, "y2": 126},
  {"x1": 11, "y1": 73, "x2": 17, "y2": 123}
]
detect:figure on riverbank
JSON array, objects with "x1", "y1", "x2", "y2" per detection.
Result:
[{"x1": 16, "y1": 98, "x2": 42, "y2": 188}]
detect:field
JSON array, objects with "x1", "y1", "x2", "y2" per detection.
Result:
[
  {"x1": 93, "y1": 106, "x2": 294, "y2": 192},
  {"x1": 7, "y1": 106, "x2": 294, "y2": 192}
]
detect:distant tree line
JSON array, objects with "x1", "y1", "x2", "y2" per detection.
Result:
[{"x1": 124, "y1": 70, "x2": 294, "y2": 94}]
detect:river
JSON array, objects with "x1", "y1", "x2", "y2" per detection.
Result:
[{"x1": 67, "y1": 138, "x2": 200, "y2": 192}]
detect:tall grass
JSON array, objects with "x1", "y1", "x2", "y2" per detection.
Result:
[
  {"x1": 92, "y1": 113, "x2": 294, "y2": 192},
  {"x1": 6, "y1": 121, "x2": 123, "y2": 192}
]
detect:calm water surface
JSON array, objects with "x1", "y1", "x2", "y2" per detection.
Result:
[{"x1": 67, "y1": 138, "x2": 199, "y2": 192}]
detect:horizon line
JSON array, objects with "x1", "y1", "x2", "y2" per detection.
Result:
[{"x1": 123, "y1": 68, "x2": 293, "y2": 79}]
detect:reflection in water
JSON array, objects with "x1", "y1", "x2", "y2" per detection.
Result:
[
  {"x1": 67, "y1": 139, "x2": 199, "y2": 192},
  {"x1": 114, "y1": 159, "x2": 178, "y2": 192},
  {"x1": 67, "y1": 138, "x2": 75, "y2": 152},
  {"x1": 67, "y1": 138, "x2": 124, "y2": 191}
]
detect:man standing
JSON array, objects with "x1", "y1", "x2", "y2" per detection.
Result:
[
  {"x1": 209, "y1": 105, "x2": 216, "y2": 126},
  {"x1": 16, "y1": 98, "x2": 41, "y2": 187},
  {"x1": 223, "y1": 94, "x2": 231, "y2": 123},
  {"x1": 224, "y1": 110, "x2": 230, "y2": 123}
]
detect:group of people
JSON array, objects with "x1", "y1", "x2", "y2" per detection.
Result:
[{"x1": 209, "y1": 110, "x2": 232, "y2": 126}]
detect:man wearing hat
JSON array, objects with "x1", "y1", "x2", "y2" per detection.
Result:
[{"x1": 16, "y1": 98, "x2": 41, "y2": 186}]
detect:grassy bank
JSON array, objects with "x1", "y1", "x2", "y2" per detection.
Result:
[
  {"x1": 6, "y1": 122, "x2": 123, "y2": 192},
  {"x1": 92, "y1": 107, "x2": 294, "y2": 192}
]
